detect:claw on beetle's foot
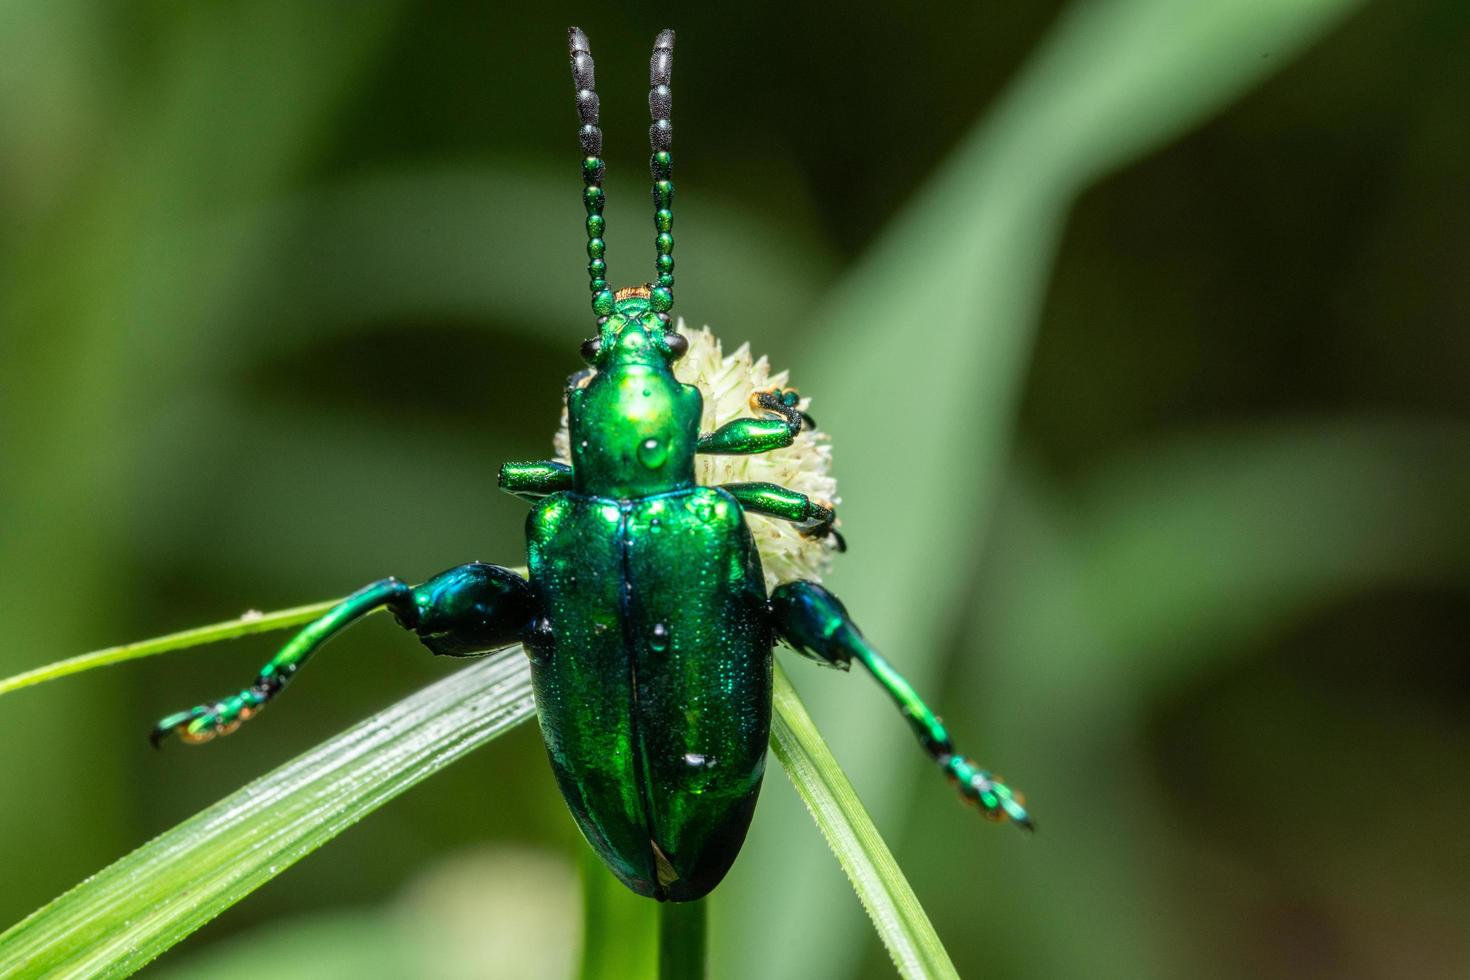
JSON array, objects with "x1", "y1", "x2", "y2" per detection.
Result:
[
  {"x1": 749, "y1": 386, "x2": 801, "y2": 415},
  {"x1": 944, "y1": 755, "x2": 1034, "y2": 832},
  {"x1": 149, "y1": 689, "x2": 264, "y2": 749},
  {"x1": 798, "y1": 496, "x2": 846, "y2": 553},
  {"x1": 750, "y1": 387, "x2": 806, "y2": 434},
  {"x1": 800, "y1": 519, "x2": 847, "y2": 553}
]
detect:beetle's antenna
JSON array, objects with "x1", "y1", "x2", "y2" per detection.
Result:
[
  {"x1": 649, "y1": 30, "x2": 676, "y2": 318},
  {"x1": 569, "y1": 27, "x2": 614, "y2": 318},
  {"x1": 648, "y1": 29, "x2": 675, "y2": 318},
  {"x1": 569, "y1": 28, "x2": 677, "y2": 322}
]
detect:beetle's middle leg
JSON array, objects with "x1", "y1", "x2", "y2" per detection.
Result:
[
  {"x1": 696, "y1": 386, "x2": 813, "y2": 455},
  {"x1": 151, "y1": 562, "x2": 535, "y2": 747},
  {"x1": 721, "y1": 481, "x2": 845, "y2": 551},
  {"x1": 768, "y1": 580, "x2": 1032, "y2": 829}
]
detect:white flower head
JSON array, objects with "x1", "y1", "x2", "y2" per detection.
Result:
[{"x1": 553, "y1": 321, "x2": 839, "y2": 589}]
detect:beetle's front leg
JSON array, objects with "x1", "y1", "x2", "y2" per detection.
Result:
[
  {"x1": 768, "y1": 580, "x2": 1032, "y2": 829},
  {"x1": 151, "y1": 562, "x2": 535, "y2": 747},
  {"x1": 499, "y1": 460, "x2": 573, "y2": 502},
  {"x1": 696, "y1": 386, "x2": 810, "y2": 455},
  {"x1": 721, "y1": 481, "x2": 845, "y2": 551}
]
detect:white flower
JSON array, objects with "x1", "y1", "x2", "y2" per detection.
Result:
[{"x1": 553, "y1": 322, "x2": 838, "y2": 589}]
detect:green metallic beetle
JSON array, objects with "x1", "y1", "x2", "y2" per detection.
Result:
[{"x1": 151, "y1": 27, "x2": 1031, "y2": 902}]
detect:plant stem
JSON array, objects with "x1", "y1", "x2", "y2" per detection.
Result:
[
  {"x1": 657, "y1": 897, "x2": 707, "y2": 980},
  {"x1": 0, "y1": 599, "x2": 339, "y2": 697},
  {"x1": 578, "y1": 848, "x2": 657, "y2": 980}
]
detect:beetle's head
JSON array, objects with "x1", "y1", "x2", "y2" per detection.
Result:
[
  {"x1": 578, "y1": 289, "x2": 688, "y2": 373},
  {"x1": 567, "y1": 287, "x2": 699, "y2": 496}
]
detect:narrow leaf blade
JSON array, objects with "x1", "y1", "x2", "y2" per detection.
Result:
[
  {"x1": 0, "y1": 601, "x2": 338, "y2": 698},
  {"x1": 0, "y1": 650, "x2": 534, "y2": 978},
  {"x1": 771, "y1": 663, "x2": 959, "y2": 980}
]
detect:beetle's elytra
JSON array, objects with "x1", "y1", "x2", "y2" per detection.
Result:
[{"x1": 152, "y1": 26, "x2": 1030, "y2": 904}]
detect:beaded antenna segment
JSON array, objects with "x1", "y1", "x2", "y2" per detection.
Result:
[
  {"x1": 568, "y1": 27, "x2": 677, "y2": 319},
  {"x1": 568, "y1": 28, "x2": 612, "y2": 316},
  {"x1": 648, "y1": 29, "x2": 675, "y2": 314}
]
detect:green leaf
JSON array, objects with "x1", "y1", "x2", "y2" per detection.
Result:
[
  {"x1": 0, "y1": 649, "x2": 534, "y2": 978},
  {"x1": 771, "y1": 663, "x2": 959, "y2": 980},
  {"x1": 725, "y1": 1, "x2": 1363, "y2": 976},
  {"x1": 1073, "y1": 420, "x2": 1470, "y2": 691},
  {"x1": 148, "y1": 848, "x2": 585, "y2": 980}
]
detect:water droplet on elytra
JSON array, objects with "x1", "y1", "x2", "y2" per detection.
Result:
[{"x1": 650, "y1": 622, "x2": 670, "y2": 652}]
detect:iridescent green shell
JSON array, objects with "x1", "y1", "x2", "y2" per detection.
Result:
[
  {"x1": 524, "y1": 298, "x2": 772, "y2": 901},
  {"x1": 525, "y1": 485, "x2": 769, "y2": 900}
]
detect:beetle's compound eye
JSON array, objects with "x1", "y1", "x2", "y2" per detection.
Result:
[
  {"x1": 661, "y1": 331, "x2": 688, "y2": 360},
  {"x1": 580, "y1": 335, "x2": 602, "y2": 363}
]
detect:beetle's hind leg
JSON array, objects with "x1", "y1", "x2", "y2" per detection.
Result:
[
  {"x1": 720, "y1": 482, "x2": 845, "y2": 551},
  {"x1": 151, "y1": 563, "x2": 535, "y2": 747},
  {"x1": 768, "y1": 580, "x2": 1031, "y2": 830}
]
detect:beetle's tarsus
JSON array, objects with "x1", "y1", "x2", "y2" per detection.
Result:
[
  {"x1": 150, "y1": 695, "x2": 255, "y2": 748},
  {"x1": 944, "y1": 754, "x2": 1034, "y2": 830},
  {"x1": 797, "y1": 511, "x2": 843, "y2": 550},
  {"x1": 750, "y1": 386, "x2": 805, "y2": 435}
]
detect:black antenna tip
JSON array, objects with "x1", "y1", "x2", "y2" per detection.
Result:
[
  {"x1": 568, "y1": 27, "x2": 590, "y2": 55},
  {"x1": 654, "y1": 29, "x2": 675, "y2": 51}
]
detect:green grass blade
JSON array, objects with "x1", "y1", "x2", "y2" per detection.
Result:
[
  {"x1": 0, "y1": 601, "x2": 338, "y2": 698},
  {"x1": 0, "y1": 649, "x2": 534, "y2": 979},
  {"x1": 771, "y1": 663, "x2": 959, "y2": 980}
]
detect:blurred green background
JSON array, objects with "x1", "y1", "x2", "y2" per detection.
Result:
[{"x1": 2, "y1": 1, "x2": 1467, "y2": 978}]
